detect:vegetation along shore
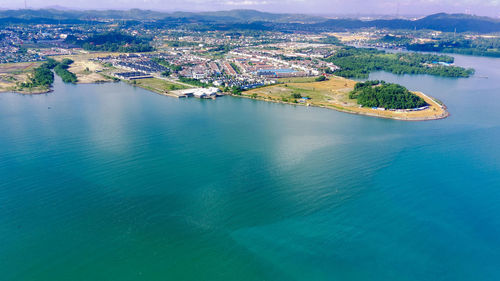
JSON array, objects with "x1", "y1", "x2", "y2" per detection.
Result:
[
  {"x1": 239, "y1": 76, "x2": 448, "y2": 121},
  {"x1": 1, "y1": 53, "x2": 448, "y2": 121}
]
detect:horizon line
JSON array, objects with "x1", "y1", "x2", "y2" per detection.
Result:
[{"x1": 0, "y1": 7, "x2": 493, "y2": 19}]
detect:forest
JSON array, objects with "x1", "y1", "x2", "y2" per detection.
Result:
[
  {"x1": 19, "y1": 58, "x2": 77, "y2": 90},
  {"x1": 326, "y1": 47, "x2": 474, "y2": 78},
  {"x1": 66, "y1": 32, "x2": 153, "y2": 52},
  {"x1": 349, "y1": 80, "x2": 428, "y2": 109},
  {"x1": 19, "y1": 60, "x2": 55, "y2": 90},
  {"x1": 52, "y1": 58, "x2": 77, "y2": 83}
]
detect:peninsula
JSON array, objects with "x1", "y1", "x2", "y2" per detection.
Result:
[{"x1": 240, "y1": 76, "x2": 448, "y2": 121}]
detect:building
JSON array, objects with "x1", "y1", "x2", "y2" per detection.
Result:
[{"x1": 171, "y1": 87, "x2": 221, "y2": 99}]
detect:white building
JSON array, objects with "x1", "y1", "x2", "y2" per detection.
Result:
[{"x1": 177, "y1": 87, "x2": 221, "y2": 99}]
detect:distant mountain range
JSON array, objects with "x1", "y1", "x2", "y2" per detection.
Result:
[
  {"x1": 313, "y1": 13, "x2": 500, "y2": 33},
  {"x1": 1, "y1": 9, "x2": 500, "y2": 33},
  {"x1": 0, "y1": 9, "x2": 324, "y2": 23}
]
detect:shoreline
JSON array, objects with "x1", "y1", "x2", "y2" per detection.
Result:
[
  {"x1": 231, "y1": 91, "x2": 449, "y2": 121},
  {"x1": 240, "y1": 76, "x2": 449, "y2": 121},
  {"x1": 0, "y1": 88, "x2": 52, "y2": 95},
  {"x1": 1, "y1": 72, "x2": 449, "y2": 121}
]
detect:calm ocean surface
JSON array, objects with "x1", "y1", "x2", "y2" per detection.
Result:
[{"x1": 1, "y1": 54, "x2": 500, "y2": 281}]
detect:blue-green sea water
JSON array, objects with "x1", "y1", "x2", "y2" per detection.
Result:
[{"x1": 1, "y1": 54, "x2": 500, "y2": 281}]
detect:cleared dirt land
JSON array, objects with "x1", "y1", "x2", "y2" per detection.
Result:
[
  {"x1": 328, "y1": 32, "x2": 373, "y2": 43},
  {"x1": 50, "y1": 52, "x2": 117, "y2": 84},
  {"x1": 0, "y1": 62, "x2": 44, "y2": 93},
  {"x1": 51, "y1": 52, "x2": 193, "y2": 94},
  {"x1": 243, "y1": 76, "x2": 448, "y2": 121}
]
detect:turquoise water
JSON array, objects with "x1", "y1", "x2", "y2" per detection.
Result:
[{"x1": 1, "y1": 54, "x2": 500, "y2": 281}]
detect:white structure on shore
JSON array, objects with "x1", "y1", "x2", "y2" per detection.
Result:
[{"x1": 172, "y1": 87, "x2": 221, "y2": 99}]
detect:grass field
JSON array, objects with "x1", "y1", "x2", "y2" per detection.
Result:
[
  {"x1": 131, "y1": 78, "x2": 191, "y2": 94},
  {"x1": 277, "y1": 76, "x2": 320, "y2": 83},
  {"x1": 247, "y1": 75, "x2": 357, "y2": 105}
]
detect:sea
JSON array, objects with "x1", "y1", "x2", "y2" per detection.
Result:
[{"x1": 1, "y1": 54, "x2": 499, "y2": 281}]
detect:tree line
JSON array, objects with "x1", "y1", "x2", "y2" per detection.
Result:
[
  {"x1": 19, "y1": 58, "x2": 77, "y2": 90},
  {"x1": 65, "y1": 32, "x2": 153, "y2": 53},
  {"x1": 18, "y1": 59, "x2": 56, "y2": 90},
  {"x1": 326, "y1": 47, "x2": 474, "y2": 79},
  {"x1": 53, "y1": 58, "x2": 77, "y2": 83}
]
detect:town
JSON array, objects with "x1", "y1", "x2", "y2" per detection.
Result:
[
  {"x1": 0, "y1": 9, "x2": 488, "y2": 121},
  {"x1": 2, "y1": 10, "x2": 492, "y2": 101},
  {"x1": 1, "y1": 21, "x2": 345, "y2": 98}
]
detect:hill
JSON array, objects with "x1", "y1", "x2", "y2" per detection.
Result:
[
  {"x1": 1, "y1": 9, "x2": 500, "y2": 33},
  {"x1": 0, "y1": 9, "x2": 324, "y2": 24},
  {"x1": 312, "y1": 13, "x2": 500, "y2": 33}
]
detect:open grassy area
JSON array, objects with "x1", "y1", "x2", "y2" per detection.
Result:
[
  {"x1": 243, "y1": 75, "x2": 448, "y2": 121},
  {"x1": 277, "y1": 76, "x2": 321, "y2": 83},
  {"x1": 247, "y1": 75, "x2": 356, "y2": 104},
  {"x1": 130, "y1": 78, "x2": 191, "y2": 94}
]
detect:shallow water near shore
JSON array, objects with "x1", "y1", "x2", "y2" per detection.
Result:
[{"x1": 1, "y1": 54, "x2": 500, "y2": 281}]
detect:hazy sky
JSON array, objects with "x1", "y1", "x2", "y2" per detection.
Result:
[{"x1": 4, "y1": 0, "x2": 500, "y2": 17}]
